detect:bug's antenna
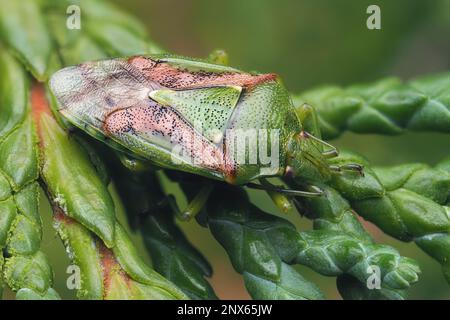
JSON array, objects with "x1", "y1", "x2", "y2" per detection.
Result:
[
  {"x1": 330, "y1": 163, "x2": 365, "y2": 176},
  {"x1": 300, "y1": 131, "x2": 338, "y2": 158}
]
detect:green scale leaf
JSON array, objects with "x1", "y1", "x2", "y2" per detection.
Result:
[
  {"x1": 105, "y1": 160, "x2": 217, "y2": 300},
  {"x1": 0, "y1": 117, "x2": 39, "y2": 191},
  {"x1": 327, "y1": 152, "x2": 450, "y2": 283},
  {"x1": 39, "y1": 113, "x2": 116, "y2": 247},
  {"x1": 0, "y1": 0, "x2": 54, "y2": 81},
  {"x1": 0, "y1": 49, "x2": 57, "y2": 299},
  {"x1": 0, "y1": 50, "x2": 28, "y2": 141}
]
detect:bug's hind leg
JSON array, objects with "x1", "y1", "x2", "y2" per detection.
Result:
[
  {"x1": 247, "y1": 180, "x2": 323, "y2": 213},
  {"x1": 173, "y1": 183, "x2": 214, "y2": 221},
  {"x1": 258, "y1": 178, "x2": 293, "y2": 213},
  {"x1": 247, "y1": 180, "x2": 323, "y2": 199},
  {"x1": 296, "y1": 103, "x2": 321, "y2": 137}
]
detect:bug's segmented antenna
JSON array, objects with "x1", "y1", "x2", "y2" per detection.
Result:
[
  {"x1": 301, "y1": 131, "x2": 365, "y2": 176},
  {"x1": 300, "y1": 131, "x2": 339, "y2": 158},
  {"x1": 295, "y1": 103, "x2": 364, "y2": 177},
  {"x1": 330, "y1": 163, "x2": 365, "y2": 176},
  {"x1": 287, "y1": 128, "x2": 365, "y2": 182}
]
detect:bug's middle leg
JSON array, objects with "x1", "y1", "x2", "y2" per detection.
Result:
[{"x1": 178, "y1": 183, "x2": 214, "y2": 221}]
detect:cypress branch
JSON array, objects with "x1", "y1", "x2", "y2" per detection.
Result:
[
  {"x1": 0, "y1": 51, "x2": 58, "y2": 299},
  {"x1": 294, "y1": 73, "x2": 450, "y2": 139},
  {"x1": 326, "y1": 152, "x2": 450, "y2": 283}
]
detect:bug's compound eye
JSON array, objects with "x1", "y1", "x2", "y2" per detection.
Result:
[{"x1": 284, "y1": 165, "x2": 295, "y2": 178}]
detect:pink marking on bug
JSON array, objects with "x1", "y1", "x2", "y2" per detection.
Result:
[
  {"x1": 127, "y1": 56, "x2": 278, "y2": 90},
  {"x1": 103, "y1": 103, "x2": 237, "y2": 181}
]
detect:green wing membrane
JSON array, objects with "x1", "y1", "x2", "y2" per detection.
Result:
[
  {"x1": 150, "y1": 86, "x2": 242, "y2": 143},
  {"x1": 155, "y1": 55, "x2": 242, "y2": 73}
]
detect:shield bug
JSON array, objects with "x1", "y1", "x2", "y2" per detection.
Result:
[{"x1": 50, "y1": 54, "x2": 361, "y2": 217}]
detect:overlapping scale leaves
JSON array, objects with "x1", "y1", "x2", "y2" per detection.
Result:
[
  {"x1": 0, "y1": 51, "x2": 58, "y2": 299},
  {"x1": 322, "y1": 152, "x2": 450, "y2": 284},
  {"x1": 106, "y1": 162, "x2": 217, "y2": 299},
  {"x1": 168, "y1": 177, "x2": 421, "y2": 300},
  {"x1": 294, "y1": 74, "x2": 450, "y2": 139}
]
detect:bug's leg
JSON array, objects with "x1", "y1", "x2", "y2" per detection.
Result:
[
  {"x1": 330, "y1": 163, "x2": 365, "y2": 176},
  {"x1": 208, "y1": 49, "x2": 229, "y2": 66},
  {"x1": 301, "y1": 131, "x2": 363, "y2": 176},
  {"x1": 259, "y1": 178, "x2": 292, "y2": 213},
  {"x1": 247, "y1": 182, "x2": 323, "y2": 198},
  {"x1": 115, "y1": 151, "x2": 155, "y2": 172},
  {"x1": 300, "y1": 131, "x2": 339, "y2": 159},
  {"x1": 292, "y1": 105, "x2": 364, "y2": 178},
  {"x1": 177, "y1": 183, "x2": 214, "y2": 221},
  {"x1": 296, "y1": 103, "x2": 339, "y2": 158}
]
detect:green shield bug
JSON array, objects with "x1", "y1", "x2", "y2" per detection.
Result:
[{"x1": 50, "y1": 54, "x2": 361, "y2": 218}]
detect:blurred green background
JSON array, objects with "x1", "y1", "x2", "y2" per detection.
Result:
[{"x1": 8, "y1": 0, "x2": 449, "y2": 300}]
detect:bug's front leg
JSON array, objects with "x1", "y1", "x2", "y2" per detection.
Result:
[
  {"x1": 296, "y1": 103, "x2": 364, "y2": 176},
  {"x1": 296, "y1": 103, "x2": 338, "y2": 158}
]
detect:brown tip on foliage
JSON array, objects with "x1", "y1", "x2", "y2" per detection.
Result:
[
  {"x1": 31, "y1": 82, "x2": 52, "y2": 121},
  {"x1": 53, "y1": 205, "x2": 75, "y2": 225},
  {"x1": 31, "y1": 82, "x2": 53, "y2": 142},
  {"x1": 99, "y1": 242, "x2": 132, "y2": 299}
]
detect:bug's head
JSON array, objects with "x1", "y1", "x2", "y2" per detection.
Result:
[
  {"x1": 285, "y1": 131, "x2": 333, "y2": 182},
  {"x1": 285, "y1": 130, "x2": 364, "y2": 183}
]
